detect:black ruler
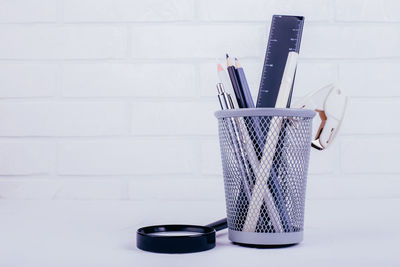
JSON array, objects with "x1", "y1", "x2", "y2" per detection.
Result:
[{"x1": 256, "y1": 15, "x2": 304, "y2": 108}]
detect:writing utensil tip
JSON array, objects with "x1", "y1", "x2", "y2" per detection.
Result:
[{"x1": 234, "y1": 58, "x2": 241, "y2": 68}]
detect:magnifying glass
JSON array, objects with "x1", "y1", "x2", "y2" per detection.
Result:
[{"x1": 136, "y1": 218, "x2": 227, "y2": 253}]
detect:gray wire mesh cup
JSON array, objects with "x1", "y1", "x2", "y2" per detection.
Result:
[{"x1": 215, "y1": 108, "x2": 316, "y2": 245}]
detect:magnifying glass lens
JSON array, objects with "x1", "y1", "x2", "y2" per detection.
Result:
[{"x1": 148, "y1": 231, "x2": 199, "y2": 237}]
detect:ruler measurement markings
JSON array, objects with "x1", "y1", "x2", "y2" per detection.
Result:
[{"x1": 256, "y1": 15, "x2": 304, "y2": 108}]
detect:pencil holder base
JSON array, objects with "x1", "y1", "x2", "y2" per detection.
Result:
[{"x1": 228, "y1": 230, "x2": 303, "y2": 245}]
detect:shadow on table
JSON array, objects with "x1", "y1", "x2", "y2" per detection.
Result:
[{"x1": 232, "y1": 242, "x2": 299, "y2": 249}]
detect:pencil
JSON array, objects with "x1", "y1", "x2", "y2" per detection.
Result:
[
  {"x1": 226, "y1": 54, "x2": 245, "y2": 108},
  {"x1": 234, "y1": 58, "x2": 255, "y2": 108}
]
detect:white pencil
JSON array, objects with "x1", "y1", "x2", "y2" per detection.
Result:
[{"x1": 243, "y1": 52, "x2": 299, "y2": 233}]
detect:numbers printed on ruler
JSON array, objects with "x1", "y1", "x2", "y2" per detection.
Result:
[{"x1": 256, "y1": 15, "x2": 304, "y2": 108}]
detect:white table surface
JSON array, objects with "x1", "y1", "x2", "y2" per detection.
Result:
[{"x1": 0, "y1": 198, "x2": 399, "y2": 267}]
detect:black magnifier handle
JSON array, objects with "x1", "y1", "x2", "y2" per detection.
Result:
[{"x1": 206, "y1": 218, "x2": 228, "y2": 231}]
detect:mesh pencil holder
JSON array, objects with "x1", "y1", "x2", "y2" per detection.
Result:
[{"x1": 215, "y1": 108, "x2": 316, "y2": 245}]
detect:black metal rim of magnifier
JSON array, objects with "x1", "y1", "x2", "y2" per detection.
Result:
[{"x1": 136, "y1": 218, "x2": 227, "y2": 254}]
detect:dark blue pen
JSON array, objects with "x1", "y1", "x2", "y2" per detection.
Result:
[
  {"x1": 226, "y1": 54, "x2": 244, "y2": 107},
  {"x1": 234, "y1": 58, "x2": 254, "y2": 108},
  {"x1": 234, "y1": 58, "x2": 264, "y2": 156}
]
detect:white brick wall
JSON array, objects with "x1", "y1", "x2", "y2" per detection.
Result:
[
  {"x1": 58, "y1": 139, "x2": 196, "y2": 175},
  {"x1": 0, "y1": 141, "x2": 54, "y2": 175},
  {"x1": 61, "y1": 63, "x2": 197, "y2": 97},
  {"x1": 0, "y1": 63, "x2": 57, "y2": 97},
  {"x1": 130, "y1": 25, "x2": 264, "y2": 58},
  {"x1": 62, "y1": 0, "x2": 194, "y2": 22},
  {"x1": 0, "y1": 102, "x2": 128, "y2": 136},
  {"x1": 0, "y1": 0, "x2": 399, "y2": 201},
  {"x1": 0, "y1": 25, "x2": 126, "y2": 59},
  {"x1": 0, "y1": 0, "x2": 57, "y2": 23}
]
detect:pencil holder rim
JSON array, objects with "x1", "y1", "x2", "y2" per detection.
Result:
[{"x1": 214, "y1": 108, "x2": 316, "y2": 119}]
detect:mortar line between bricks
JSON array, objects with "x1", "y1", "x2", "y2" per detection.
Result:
[
  {"x1": 339, "y1": 133, "x2": 400, "y2": 138},
  {"x1": 48, "y1": 139, "x2": 58, "y2": 177},
  {"x1": 0, "y1": 198, "x2": 397, "y2": 203},
  {"x1": 0, "y1": 175, "x2": 219, "y2": 180},
  {"x1": 0, "y1": 21, "x2": 262, "y2": 26},
  {"x1": 0, "y1": 134, "x2": 399, "y2": 140},
  {"x1": 0, "y1": 95, "x2": 399, "y2": 102},
  {"x1": 128, "y1": 197, "x2": 400, "y2": 202},
  {"x1": 335, "y1": 62, "x2": 340, "y2": 83},
  {"x1": 307, "y1": 196, "x2": 400, "y2": 200},
  {"x1": 2, "y1": 57, "x2": 400, "y2": 63},
  {"x1": 0, "y1": 96, "x2": 217, "y2": 102},
  {"x1": 309, "y1": 174, "x2": 400, "y2": 179},
  {"x1": 54, "y1": 63, "x2": 62, "y2": 99},
  {"x1": 338, "y1": 137, "x2": 345, "y2": 176},
  {"x1": 125, "y1": 100, "x2": 134, "y2": 135},
  {"x1": 193, "y1": 63, "x2": 201, "y2": 98},
  {"x1": 329, "y1": 0, "x2": 336, "y2": 23},
  {"x1": 0, "y1": 135, "x2": 398, "y2": 141},
  {"x1": 54, "y1": 139, "x2": 61, "y2": 180},
  {"x1": 55, "y1": 173, "x2": 204, "y2": 177},
  {"x1": 332, "y1": 0, "x2": 339, "y2": 23},
  {"x1": 0, "y1": 173, "x2": 53, "y2": 178},
  {"x1": 345, "y1": 97, "x2": 400, "y2": 101},
  {"x1": 191, "y1": 0, "x2": 200, "y2": 23},
  {"x1": 0, "y1": 176, "x2": 158, "y2": 181},
  {"x1": 125, "y1": 23, "x2": 132, "y2": 59},
  {"x1": 1, "y1": 20, "x2": 400, "y2": 25},
  {"x1": 1, "y1": 173, "x2": 398, "y2": 180},
  {"x1": 0, "y1": 58, "x2": 266, "y2": 63},
  {"x1": 0, "y1": 21, "x2": 262, "y2": 27},
  {"x1": 56, "y1": 0, "x2": 63, "y2": 24},
  {"x1": 0, "y1": 135, "x2": 219, "y2": 141},
  {"x1": 0, "y1": 176, "x2": 53, "y2": 180},
  {"x1": 58, "y1": 174, "x2": 221, "y2": 179},
  {"x1": 300, "y1": 57, "x2": 400, "y2": 61}
]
